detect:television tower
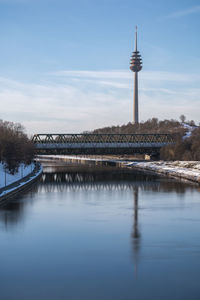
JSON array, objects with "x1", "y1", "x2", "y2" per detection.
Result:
[{"x1": 130, "y1": 27, "x2": 142, "y2": 124}]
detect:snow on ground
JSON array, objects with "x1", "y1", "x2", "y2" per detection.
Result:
[
  {"x1": 0, "y1": 164, "x2": 42, "y2": 197},
  {"x1": 125, "y1": 161, "x2": 200, "y2": 183},
  {"x1": 0, "y1": 162, "x2": 35, "y2": 188},
  {"x1": 182, "y1": 123, "x2": 197, "y2": 139}
]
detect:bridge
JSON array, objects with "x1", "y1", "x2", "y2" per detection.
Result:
[{"x1": 32, "y1": 133, "x2": 174, "y2": 155}]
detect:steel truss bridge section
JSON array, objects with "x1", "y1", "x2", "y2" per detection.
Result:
[{"x1": 32, "y1": 133, "x2": 174, "y2": 155}]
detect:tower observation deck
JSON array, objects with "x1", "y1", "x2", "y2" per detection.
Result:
[{"x1": 130, "y1": 27, "x2": 142, "y2": 123}]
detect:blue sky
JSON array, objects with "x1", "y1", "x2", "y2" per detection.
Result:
[{"x1": 0, "y1": 0, "x2": 200, "y2": 133}]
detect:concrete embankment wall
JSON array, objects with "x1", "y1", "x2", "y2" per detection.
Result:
[
  {"x1": 37, "y1": 155, "x2": 121, "y2": 167},
  {"x1": 0, "y1": 163, "x2": 43, "y2": 205}
]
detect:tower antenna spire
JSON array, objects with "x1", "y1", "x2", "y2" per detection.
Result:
[{"x1": 135, "y1": 26, "x2": 137, "y2": 51}]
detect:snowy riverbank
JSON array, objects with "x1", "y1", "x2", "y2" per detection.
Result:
[
  {"x1": 0, "y1": 162, "x2": 35, "y2": 188},
  {"x1": 125, "y1": 161, "x2": 200, "y2": 184},
  {"x1": 0, "y1": 162, "x2": 42, "y2": 202}
]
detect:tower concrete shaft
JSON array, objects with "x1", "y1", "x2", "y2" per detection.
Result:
[
  {"x1": 134, "y1": 72, "x2": 138, "y2": 123},
  {"x1": 130, "y1": 27, "x2": 142, "y2": 124}
]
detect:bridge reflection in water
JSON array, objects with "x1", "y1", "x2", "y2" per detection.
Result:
[
  {"x1": 0, "y1": 168, "x2": 192, "y2": 229},
  {"x1": 1, "y1": 161, "x2": 200, "y2": 300},
  {"x1": 0, "y1": 167, "x2": 195, "y2": 278},
  {"x1": 39, "y1": 168, "x2": 191, "y2": 194}
]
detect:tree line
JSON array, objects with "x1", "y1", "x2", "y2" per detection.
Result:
[
  {"x1": 0, "y1": 120, "x2": 35, "y2": 174},
  {"x1": 91, "y1": 116, "x2": 200, "y2": 161},
  {"x1": 0, "y1": 117, "x2": 199, "y2": 167},
  {"x1": 92, "y1": 117, "x2": 196, "y2": 135},
  {"x1": 160, "y1": 127, "x2": 200, "y2": 160}
]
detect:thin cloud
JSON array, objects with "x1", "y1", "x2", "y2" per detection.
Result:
[
  {"x1": 52, "y1": 69, "x2": 200, "y2": 83},
  {"x1": 52, "y1": 70, "x2": 130, "y2": 80},
  {"x1": 165, "y1": 5, "x2": 200, "y2": 19},
  {"x1": 0, "y1": 70, "x2": 199, "y2": 134}
]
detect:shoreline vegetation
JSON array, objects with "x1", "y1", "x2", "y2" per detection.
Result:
[
  {"x1": 90, "y1": 116, "x2": 200, "y2": 161},
  {"x1": 0, "y1": 120, "x2": 34, "y2": 174},
  {"x1": 0, "y1": 120, "x2": 41, "y2": 203}
]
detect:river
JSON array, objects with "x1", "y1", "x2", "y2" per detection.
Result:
[{"x1": 0, "y1": 159, "x2": 200, "y2": 300}]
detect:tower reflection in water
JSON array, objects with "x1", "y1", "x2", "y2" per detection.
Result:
[
  {"x1": 132, "y1": 187, "x2": 140, "y2": 278},
  {"x1": 0, "y1": 167, "x2": 193, "y2": 276}
]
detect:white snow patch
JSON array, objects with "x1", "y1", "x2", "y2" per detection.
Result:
[
  {"x1": 0, "y1": 165, "x2": 42, "y2": 197},
  {"x1": 125, "y1": 161, "x2": 200, "y2": 183},
  {"x1": 0, "y1": 162, "x2": 35, "y2": 188},
  {"x1": 182, "y1": 122, "x2": 197, "y2": 139}
]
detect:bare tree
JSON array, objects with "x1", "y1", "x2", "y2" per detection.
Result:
[
  {"x1": 0, "y1": 120, "x2": 35, "y2": 174},
  {"x1": 179, "y1": 115, "x2": 186, "y2": 123}
]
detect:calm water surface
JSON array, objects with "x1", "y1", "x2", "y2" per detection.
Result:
[{"x1": 1, "y1": 160, "x2": 200, "y2": 300}]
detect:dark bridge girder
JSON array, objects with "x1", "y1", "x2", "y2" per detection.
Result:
[{"x1": 32, "y1": 133, "x2": 174, "y2": 155}]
